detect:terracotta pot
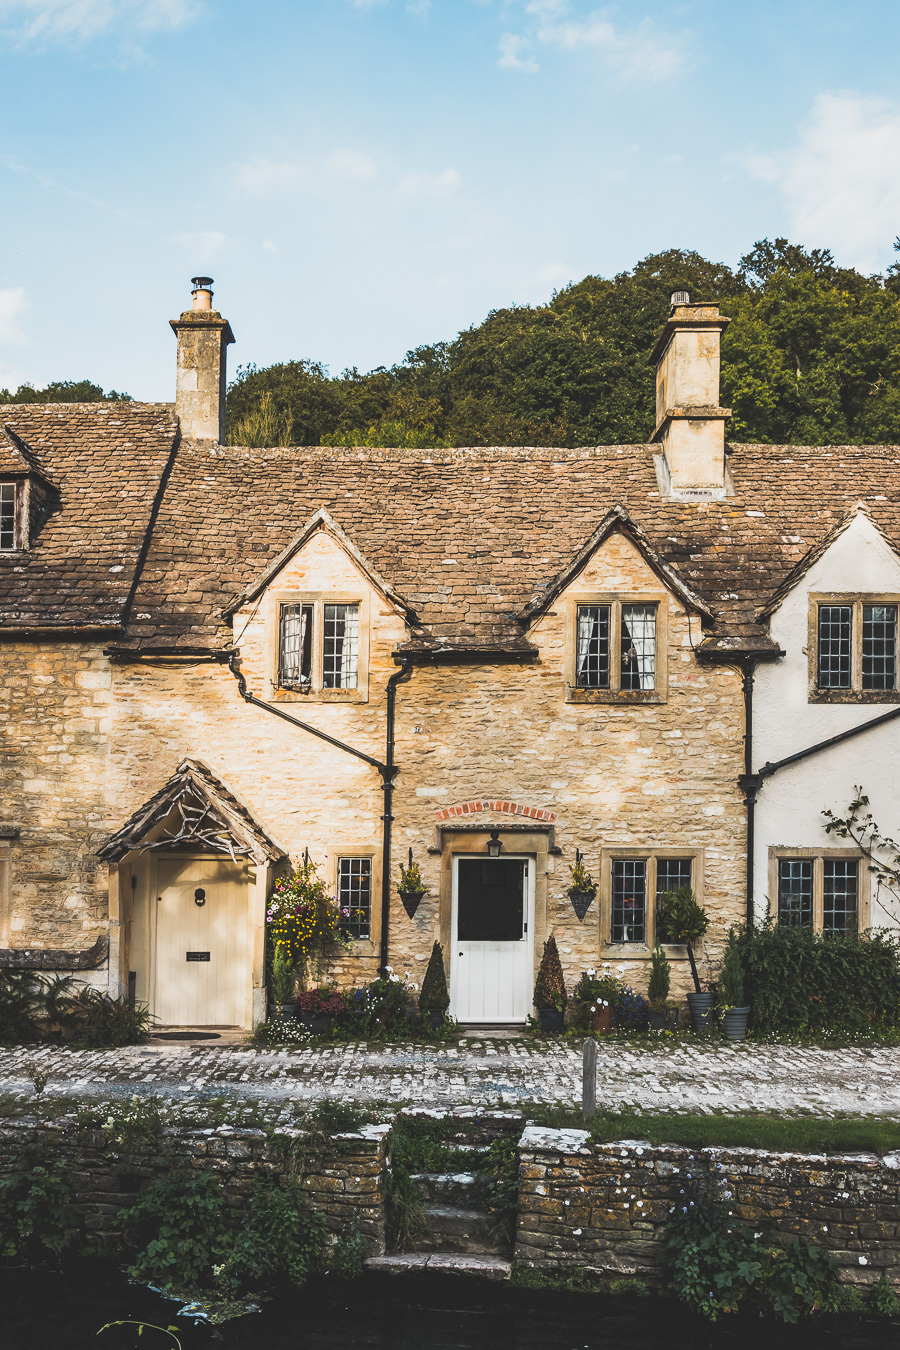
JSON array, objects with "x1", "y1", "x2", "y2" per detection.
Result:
[{"x1": 590, "y1": 1005, "x2": 615, "y2": 1035}]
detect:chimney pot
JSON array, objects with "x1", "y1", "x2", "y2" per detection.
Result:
[
  {"x1": 191, "y1": 276, "x2": 214, "y2": 312},
  {"x1": 670, "y1": 290, "x2": 690, "y2": 305}
]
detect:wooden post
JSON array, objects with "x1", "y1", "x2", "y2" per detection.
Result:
[{"x1": 582, "y1": 1037, "x2": 598, "y2": 1121}]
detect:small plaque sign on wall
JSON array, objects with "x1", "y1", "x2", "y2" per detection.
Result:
[{"x1": 186, "y1": 951, "x2": 211, "y2": 962}]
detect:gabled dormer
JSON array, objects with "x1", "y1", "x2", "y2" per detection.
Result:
[{"x1": 0, "y1": 425, "x2": 57, "y2": 552}]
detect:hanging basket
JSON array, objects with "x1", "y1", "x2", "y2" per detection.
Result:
[
  {"x1": 398, "y1": 887, "x2": 427, "y2": 920},
  {"x1": 567, "y1": 886, "x2": 597, "y2": 922}
]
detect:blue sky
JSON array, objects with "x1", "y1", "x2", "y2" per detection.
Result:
[{"x1": 2, "y1": 0, "x2": 900, "y2": 399}]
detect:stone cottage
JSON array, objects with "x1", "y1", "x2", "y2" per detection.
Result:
[{"x1": 1, "y1": 279, "x2": 898, "y2": 1029}]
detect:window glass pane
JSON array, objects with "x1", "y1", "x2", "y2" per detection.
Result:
[
  {"x1": 778, "y1": 859, "x2": 813, "y2": 927},
  {"x1": 323, "y1": 603, "x2": 359, "y2": 689},
  {"x1": 575, "y1": 605, "x2": 610, "y2": 689},
  {"x1": 823, "y1": 860, "x2": 858, "y2": 934},
  {"x1": 338, "y1": 857, "x2": 371, "y2": 940},
  {"x1": 817, "y1": 605, "x2": 851, "y2": 688},
  {"x1": 612, "y1": 859, "x2": 646, "y2": 943},
  {"x1": 862, "y1": 605, "x2": 897, "y2": 691},
  {"x1": 279, "y1": 604, "x2": 312, "y2": 687},
  {"x1": 457, "y1": 859, "x2": 525, "y2": 941},
  {"x1": 0, "y1": 483, "x2": 15, "y2": 550},
  {"x1": 621, "y1": 605, "x2": 656, "y2": 691},
  {"x1": 656, "y1": 858, "x2": 693, "y2": 902}
]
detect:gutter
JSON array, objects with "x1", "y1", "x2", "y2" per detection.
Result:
[{"x1": 226, "y1": 652, "x2": 414, "y2": 974}]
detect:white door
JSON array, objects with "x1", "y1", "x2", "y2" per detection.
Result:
[
  {"x1": 450, "y1": 855, "x2": 534, "y2": 1024},
  {"x1": 154, "y1": 856, "x2": 250, "y2": 1027}
]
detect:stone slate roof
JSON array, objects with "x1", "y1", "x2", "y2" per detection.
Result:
[
  {"x1": 0, "y1": 403, "x2": 177, "y2": 629},
  {"x1": 2, "y1": 416, "x2": 900, "y2": 656}
]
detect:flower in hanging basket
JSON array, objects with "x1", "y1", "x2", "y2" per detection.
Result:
[
  {"x1": 398, "y1": 858, "x2": 428, "y2": 918},
  {"x1": 566, "y1": 857, "x2": 597, "y2": 921}
]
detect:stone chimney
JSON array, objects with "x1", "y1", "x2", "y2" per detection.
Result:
[
  {"x1": 648, "y1": 292, "x2": 731, "y2": 497},
  {"x1": 170, "y1": 277, "x2": 234, "y2": 442}
]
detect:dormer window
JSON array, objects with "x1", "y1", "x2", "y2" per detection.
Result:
[
  {"x1": 811, "y1": 595, "x2": 899, "y2": 701},
  {"x1": 566, "y1": 595, "x2": 666, "y2": 703},
  {"x1": 0, "y1": 482, "x2": 18, "y2": 550},
  {"x1": 276, "y1": 597, "x2": 367, "y2": 701}
]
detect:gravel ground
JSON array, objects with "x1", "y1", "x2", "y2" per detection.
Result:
[{"x1": 0, "y1": 1038, "x2": 898, "y2": 1117}]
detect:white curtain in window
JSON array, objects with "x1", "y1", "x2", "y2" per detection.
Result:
[
  {"x1": 576, "y1": 607, "x2": 597, "y2": 681},
  {"x1": 281, "y1": 606, "x2": 308, "y2": 684},
  {"x1": 622, "y1": 604, "x2": 656, "y2": 690}
]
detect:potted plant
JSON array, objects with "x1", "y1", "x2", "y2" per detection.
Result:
[
  {"x1": 533, "y1": 935, "x2": 567, "y2": 1034},
  {"x1": 573, "y1": 969, "x2": 615, "y2": 1034},
  {"x1": 647, "y1": 943, "x2": 679, "y2": 1031},
  {"x1": 398, "y1": 856, "x2": 427, "y2": 920},
  {"x1": 657, "y1": 886, "x2": 714, "y2": 1032},
  {"x1": 418, "y1": 942, "x2": 451, "y2": 1028},
  {"x1": 566, "y1": 855, "x2": 598, "y2": 922},
  {"x1": 719, "y1": 928, "x2": 750, "y2": 1042},
  {"x1": 296, "y1": 986, "x2": 344, "y2": 1033},
  {"x1": 268, "y1": 942, "x2": 298, "y2": 1018},
  {"x1": 267, "y1": 858, "x2": 352, "y2": 985}
]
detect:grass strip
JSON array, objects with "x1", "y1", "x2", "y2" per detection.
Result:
[{"x1": 525, "y1": 1104, "x2": 900, "y2": 1156}]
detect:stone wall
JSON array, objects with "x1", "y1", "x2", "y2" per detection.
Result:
[
  {"x1": 0, "y1": 1114, "x2": 390, "y2": 1254},
  {"x1": 516, "y1": 1127, "x2": 900, "y2": 1289}
]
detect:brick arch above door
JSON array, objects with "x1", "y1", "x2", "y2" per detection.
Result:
[{"x1": 435, "y1": 800, "x2": 557, "y2": 823}]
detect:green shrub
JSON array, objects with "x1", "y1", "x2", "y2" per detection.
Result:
[
  {"x1": 657, "y1": 888, "x2": 709, "y2": 994},
  {"x1": 418, "y1": 943, "x2": 450, "y2": 1012},
  {"x1": 269, "y1": 943, "x2": 296, "y2": 1005},
  {"x1": 0, "y1": 972, "x2": 52, "y2": 1043},
  {"x1": 533, "y1": 936, "x2": 567, "y2": 1012},
  {"x1": 66, "y1": 987, "x2": 153, "y2": 1047},
  {"x1": 0, "y1": 1153, "x2": 79, "y2": 1264},
  {"x1": 647, "y1": 944, "x2": 671, "y2": 1006},
  {"x1": 718, "y1": 929, "x2": 745, "y2": 1008},
  {"x1": 328, "y1": 1220, "x2": 369, "y2": 1279},
  {"x1": 742, "y1": 921, "x2": 900, "y2": 1035},
  {"x1": 0, "y1": 974, "x2": 150, "y2": 1048},
  {"x1": 226, "y1": 1178, "x2": 325, "y2": 1291},
  {"x1": 122, "y1": 1168, "x2": 230, "y2": 1291}
]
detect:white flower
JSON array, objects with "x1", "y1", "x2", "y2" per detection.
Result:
[
  {"x1": 859, "y1": 1256, "x2": 868, "y2": 1266},
  {"x1": 385, "y1": 966, "x2": 394, "y2": 974},
  {"x1": 390, "y1": 974, "x2": 400, "y2": 983},
  {"x1": 587, "y1": 968, "x2": 596, "y2": 977}
]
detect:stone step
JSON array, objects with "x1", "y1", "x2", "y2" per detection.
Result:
[
  {"x1": 417, "y1": 1205, "x2": 506, "y2": 1255},
  {"x1": 400, "y1": 1106, "x2": 524, "y2": 1146},
  {"x1": 410, "y1": 1171, "x2": 478, "y2": 1205},
  {"x1": 365, "y1": 1253, "x2": 511, "y2": 1281}
]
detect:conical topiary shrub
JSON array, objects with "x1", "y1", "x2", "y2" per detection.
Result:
[
  {"x1": 534, "y1": 935, "x2": 567, "y2": 1033},
  {"x1": 419, "y1": 942, "x2": 450, "y2": 1015}
]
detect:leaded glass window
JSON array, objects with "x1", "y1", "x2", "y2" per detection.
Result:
[
  {"x1": 0, "y1": 483, "x2": 15, "y2": 550},
  {"x1": 338, "y1": 856, "x2": 371, "y2": 939},
  {"x1": 621, "y1": 604, "x2": 656, "y2": 691},
  {"x1": 823, "y1": 859, "x2": 858, "y2": 934},
  {"x1": 279, "y1": 604, "x2": 312, "y2": 687},
  {"x1": 656, "y1": 857, "x2": 692, "y2": 903},
  {"x1": 862, "y1": 604, "x2": 897, "y2": 691},
  {"x1": 612, "y1": 859, "x2": 646, "y2": 944},
  {"x1": 323, "y1": 603, "x2": 359, "y2": 689},
  {"x1": 576, "y1": 605, "x2": 610, "y2": 689},
  {"x1": 817, "y1": 606, "x2": 852, "y2": 689},
  {"x1": 778, "y1": 859, "x2": 813, "y2": 927}
]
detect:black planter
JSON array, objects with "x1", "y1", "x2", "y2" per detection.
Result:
[
  {"x1": 648, "y1": 1006, "x2": 679, "y2": 1032},
  {"x1": 298, "y1": 1011, "x2": 334, "y2": 1034},
  {"x1": 399, "y1": 888, "x2": 426, "y2": 920},
  {"x1": 268, "y1": 1002, "x2": 298, "y2": 1019},
  {"x1": 721, "y1": 1005, "x2": 751, "y2": 1042},
  {"x1": 427, "y1": 1008, "x2": 447, "y2": 1029},
  {"x1": 567, "y1": 888, "x2": 597, "y2": 922},
  {"x1": 538, "y1": 1008, "x2": 565, "y2": 1035},
  {"x1": 687, "y1": 991, "x2": 717, "y2": 1033}
]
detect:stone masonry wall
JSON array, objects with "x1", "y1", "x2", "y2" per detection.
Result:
[
  {"x1": 516, "y1": 1128, "x2": 900, "y2": 1290},
  {"x1": 0, "y1": 1114, "x2": 389, "y2": 1254}
]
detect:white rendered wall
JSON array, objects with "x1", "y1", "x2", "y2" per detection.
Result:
[{"x1": 754, "y1": 513, "x2": 900, "y2": 930}]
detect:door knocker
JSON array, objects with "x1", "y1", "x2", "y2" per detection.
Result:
[{"x1": 194, "y1": 888, "x2": 206, "y2": 907}]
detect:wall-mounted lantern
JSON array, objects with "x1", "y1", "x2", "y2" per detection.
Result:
[{"x1": 486, "y1": 830, "x2": 503, "y2": 858}]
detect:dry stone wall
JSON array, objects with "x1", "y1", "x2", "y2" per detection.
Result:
[
  {"x1": 516, "y1": 1127, "x2": 900, "y2": 1289},
  {"x1": 0, "y1": 1114, "x2": 389, "y2": 1253}
]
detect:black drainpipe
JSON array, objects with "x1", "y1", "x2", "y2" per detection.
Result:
[
  {"x1": 227, "y1": 652, "x2": 414, "y2": 973},
  {"x1": 736, "y1": 658, "x2": 760, "y2": 927}
]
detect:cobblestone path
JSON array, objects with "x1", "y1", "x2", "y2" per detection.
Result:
[{"x1": 0, "y1": 1039, "x2": 899, "y2": 1117}]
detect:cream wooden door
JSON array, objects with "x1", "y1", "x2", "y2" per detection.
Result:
[
  {"x1": 154, "y1": 856, "x2": 250, "y2": 1027},
  {"x1": 450, "y1": 856, "x2": 534, "y2": 1024}
]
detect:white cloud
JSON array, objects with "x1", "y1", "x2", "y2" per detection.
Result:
[
  {"x1": 499, "y1": 3, "x2": 688, "y2": 83},
  {"x1": 398, "y1": 168, "x2": 462, "y2": 199},
  {"x1": 173, "y1": 231, "x2": 227, "y2": 261},
  {"x1": 231, "y1": 150, "x2": 377, "y2": 199},
  {"x1": 0, "y1": 287, "x2": 27, "y2": 346},
  {"x1": 261, "y1": 240, "x2": 277, "y2": 254},
  {"x1": 498, "y1": 32, "x2": 539, "y2": 72},
  {"x1": 0, "y1": 0, "x2": 200, "y2": 43},
  {"x1": 750, "y1": 92, "x2": 900, "y2": 272}
]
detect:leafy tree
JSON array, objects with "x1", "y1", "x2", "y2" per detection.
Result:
[{"x1": 0, "y1": 380, "x2": 131, "y2": 403}]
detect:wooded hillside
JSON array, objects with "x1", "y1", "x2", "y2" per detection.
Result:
[{"x1": 225, "y1": 239, "x2": 900, "y2": 448}]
